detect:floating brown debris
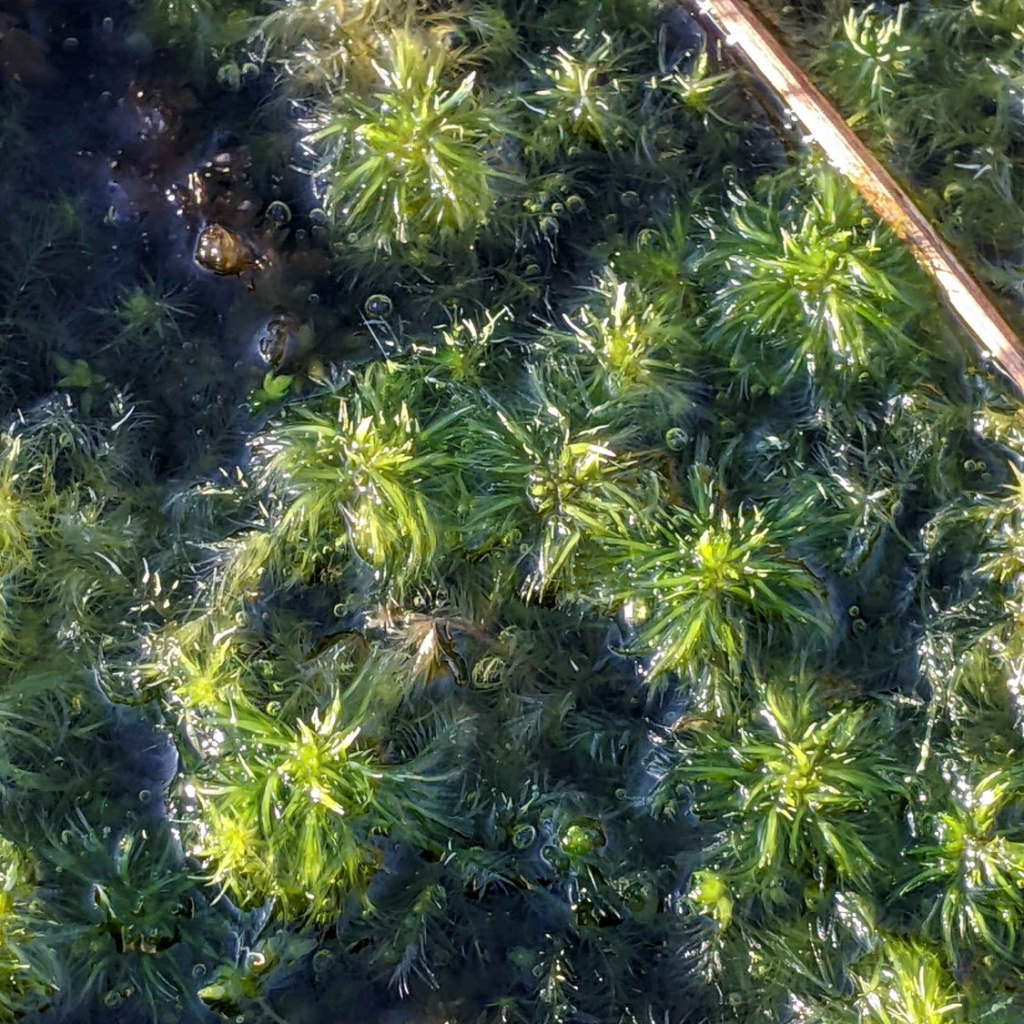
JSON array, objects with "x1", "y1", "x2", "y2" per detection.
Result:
[{"x1": 194, "y1": 223, "x2": 262, "y2": 277}]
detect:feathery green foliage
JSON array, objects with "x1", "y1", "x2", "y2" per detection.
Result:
[
  {"x1": 662, "y1": 678, "x2": 905, "y2": 895},
  {"x1": 0, "y1": 839, "x2": 54, "y2": 1021},
  {"x1": 39, "y1": 817, "x2": 215, "y2": 1016},
  {"x1": 251, "y1": 361, "x2": 464, "y2": 592},
  {"x1": 182, "y1": 669, "x2": 455, "y2": 925},
  {"x1": 524, "y1": 31, "x2": 638, "y2": 158},
  {"x1": 460, "y1": 394, "x2": 647, "y2": 599},
  {"x1": 600, "y1": 465, "x2": 828, "y2": 695},
  {"x1": 4, "y1": 0, "x2": 1024, "y2": 1019},
  {"x1": 703, "y1": 166, "x2": 928, "y2": 390},
  {"x1": 899, "y1": 765, "x2": 1024, "y2": 961},
  {"x1": 308, "y1": 30, "x2": 517, "y2": 255}
]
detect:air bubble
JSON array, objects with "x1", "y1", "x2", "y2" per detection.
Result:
[
  {"x1": 559, "y1": 818, "x2": 606, "y2": 857},
  {"x1": 312, "y1": 948, "x2": 335, "y2": 973},
  {"x1": 364, "y1": 294, "x2": 393, "y2": 318},
  {"x1": 665, "y1": 428, "x2": 687, "y2": 451},
  {"x1": 511, "y1": 823, "x2": 537, "y2": 849},
  {"x1": 266, "y1": 200, "x2": 291, "y2": 226},
  {"x1": 138, "y1": 789, "x2": 152, "y2": 804},
  {"x1": 539, "y1": 215, "x2": 559, "y2": 237},
  {"x1": 619, "y1": 190, "x2": 640, "y2": 209},
  {"x1": 217, "y1": 63, "x2": 241, "y2": 91},
  {"x1": 103, "y1": 990, "x2": 123, "y2": 1008}
]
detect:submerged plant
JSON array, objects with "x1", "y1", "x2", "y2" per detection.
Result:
[
  {"x1": 108, "y1": 277, "x2": 193, "y2": 350},
  {"x1": 807, "y1": 937, "x2": 965, "y2": 1024},
  {"x1": 183, "y1": 680, "x2": 453, "y2": 926},
  {"x1": 0, "y1": 838, "x2": 55, "y2": 1021},
  {"x1": 256, "y1": 0, "x2": 384, "y2": 93},
  {"x1": 307, "y1": 30, "x2": 517, "y2": 254},
  {"x1": 460, "y1": 393, "x2": 648, "y2": 599},
  {"x1": 39, "y1": 817, "x2": 214, "y2": 1016},
  {"x1": 703, "y1": 166, "x2": 926, "y2": 389},
  {"x1": 0, "y1": 434, "x2": 35, "y2": 654},
  {"x1": 524, "y1": 30, "x2": 638, "y2": 158},
  {"x1": 129, "y1": 0, "x2": 254, "y2": 52},
  {"x1": 660, "y1": 678, "x2": 906, "y2": 896},
  {"x1": 601, "y1": 466, "x2": 828, "y2": 691},
  {"x1": 8, "y1": 0, "x2": 1024, "y2": 1018},
  {"x1": 810, "y1": 4, "x2": 917, "y2": 145},
  {"x1": 898, "y1": 765, "x2": 1024, "y2": 961},
  {"x1": 253, "y1": 362, "x2": 464, "y2": 591},
  {"x1": 552, "y1": 277, "x2": 695, "y2": 424}
]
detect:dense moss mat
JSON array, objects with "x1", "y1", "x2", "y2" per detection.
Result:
[{"x1": 3, "y1": 0, "x2": 1024, "y2": 1021}]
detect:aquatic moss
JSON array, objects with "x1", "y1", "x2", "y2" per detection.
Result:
[{"x1": 2, "y1": 0, "x2": 1024, "y2": 1021}]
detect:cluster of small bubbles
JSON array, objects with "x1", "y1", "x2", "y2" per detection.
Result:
[
  {"x1": 364, "y1": 294, "x2": 393, "y2": 319},
  {"x1": 266, "y1": 200, "x2": 292, "y2": 226}
]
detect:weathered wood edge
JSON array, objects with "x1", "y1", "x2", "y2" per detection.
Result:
[{"x1": 684, "y1": 0, "x2": 1024, "y2": 392}]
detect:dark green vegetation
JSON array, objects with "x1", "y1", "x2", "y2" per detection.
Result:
[{"x1": 2, "y1": 0, "x2": 1024, "y2": 1021}]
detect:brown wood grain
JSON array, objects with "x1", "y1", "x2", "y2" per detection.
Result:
[{"x1": 687, "y1": 0, "x2": 1024, "y2": 390}]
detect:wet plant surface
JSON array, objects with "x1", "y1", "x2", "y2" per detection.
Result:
[{"x1": 4, "y1": 0, "x2": 1024, "y2": 1022}]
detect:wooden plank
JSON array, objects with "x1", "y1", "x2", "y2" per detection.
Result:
[{"x1": 686, "y1": 0, "x2": 1024, "y2": 391}]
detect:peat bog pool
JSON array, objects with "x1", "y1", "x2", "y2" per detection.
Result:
[{"x1": 3, "y1": 1, "x2": 1024, "y2": 1023}]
